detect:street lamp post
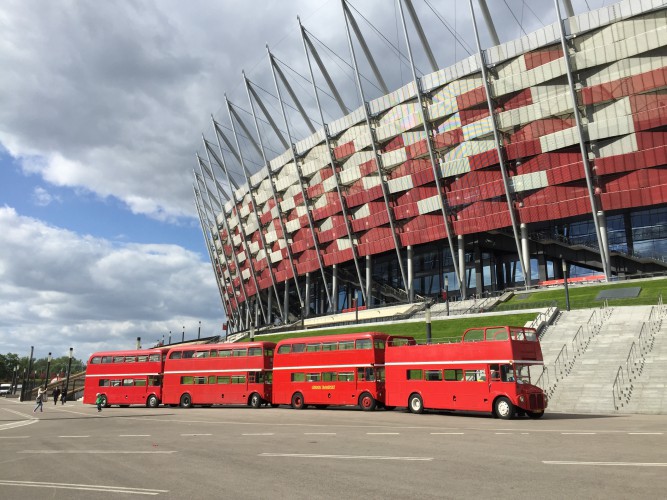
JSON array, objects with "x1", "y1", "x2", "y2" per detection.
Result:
[
  {"x1": 32, "y1": 370, "x2": 37, "y2": 394},
  {"x1": 562, "y1": 259, "x2": 571, "y2": 311},
  {"x1": 21, "y1": 346, "x2": 34, "y2": 402},
  {"x1": 198, "y1": 321, "x2": 201, "y2": 340},
  {"x1": 355, "y1": 290, "x2": 359, "y2": 324},
  {"x1": 64, "y1": 347, "x2": 73, "y2": 403},
  {"x1": 11, "y1": 365, "x2": 18, "y2": 395},
  {"x1": 445, "y1": 275, "x2": 450, "y2": 317},
  {"x1": 182, "y1": 326, "x2": 185, "y2": 343},
  {"x1": 425, "y1": 304, "x2": 432, "y2": 344},
  {"x1": 44, "y1": 352, "x2": 52, "y2": 389}
]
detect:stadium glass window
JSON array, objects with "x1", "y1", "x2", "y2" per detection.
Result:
[
  {"x1": 291, "y1": 344, "x2": 305, "y2": 353},
  {"x1": 322, "y1": 372, "x2": 336, "y2": 382},
  {"x1": 137, "y1": 355, "x2": 148, "y2": 362},
  {"x1": 338, "y1": 341, "x2": 354, "y2": 351},
  {"x1": 113, "y1": 356, "x2": 124, "y2": 363},
  {"x1": 181, "y1": 376, "x2": 194, "y2": 385},
  {"x1": 217, "y1": 376, "x2": 231, "y2": 384},
  {"x1": 91, "y1": 357, "x2": 101, "y2": 364},
  {"x1": 407, "y1": 369, "x2": 423, "y2": 380},
  {"x1": 101, "y1": 356, "x2": 112, "y2": 363},
  {"x1": 338, "y1": 372, "x2": 354, "y2": 382},
  {"x1": 277, "y1": 345, "x2": 291, "y2": 354},
  {"x1": 444, "y1": 369, "x2": 463, "y2": 381},
  {"x1": 306, "y1": 343, "x2": 321, "y2": 352},
  {"x1": 182, "y1": 350, "x2": 194, "y2": 359},
  {"x1": 425, "y1": 370, "x2": 443, "y2": 381},
  {"x1": 374, "y1": 340, "x2": 385, "y2": 349},
  {"x1": 169, "y1": 351, "x2": 182, "y2": 360},
  {"x1": 218, "y1": 350, "x2": 232, "y2": 357},
  {"x1": 321, "y1": 342, "x2": 337, "y2": 351},
  {"x1": 248, "y1": 347, "x2": 262, "y2": 356},
  {"x1": 356, "y1": 339, "x2": 372, "y2": 350},
  {"x1": 306, "y1": 373, "x2": 321, "y2": 382},
  {"x1": 134, "y1": 379, "x2": 147, "y2": 386},
  {"x1": 233, "y1": 349, "x2": 247, "y2": 357},
  {"x1": 291, "y1": 373, "x2": 306, "y2": 382},
  {"x1": 231, "y1": 376, "x2": 246, "y2": 384}
]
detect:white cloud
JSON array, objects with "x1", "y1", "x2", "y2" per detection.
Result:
[
  {"x1": 0, "y1": 206, "x2": 223, "y2": 361},
  {"x1": 32, "y1": 187, "x2": 61, "y2": 207}
]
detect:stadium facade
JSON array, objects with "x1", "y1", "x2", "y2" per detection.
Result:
[{"x1": 194, "y1": 0, "x2": 667, "y2": 332}]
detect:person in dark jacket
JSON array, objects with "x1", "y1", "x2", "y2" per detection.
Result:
[
  {"x1": 52, "y1": 387, "x2": 61, "y2": 405},
  {"x1": 60, "y1": 387, "x2": 67, "y2": 404}
]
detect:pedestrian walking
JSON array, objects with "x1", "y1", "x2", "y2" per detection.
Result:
[
  {"x1": 52, "y1": 387, "x2": 61, "y2": 405},
  {"x1": 33, "y1": 387, "x2": 46, "y2": 413},
  {"x1": 95, "y1": 393, "x2": 103, "y2": 412},
  {"x1": 60, "y1": 387, "x2": 67, "y2": 405}
]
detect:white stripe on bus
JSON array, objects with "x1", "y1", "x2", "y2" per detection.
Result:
[
  {"x1": 85, "y1": 373, "x2": 161, "y2": 378},
  {"x1": 272, "y1": 363, "x2": 374, "y2": 371},
  {"x1": 384, "y1": 360, "x2": 543, "y2": 366},
  {"x1": 163, "y1": 368, "x2": 263, "y2": 375}
]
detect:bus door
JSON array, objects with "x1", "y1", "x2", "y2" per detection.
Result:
[{"x1": 455, "y1": 368, "x2": 490, "y2": 411}]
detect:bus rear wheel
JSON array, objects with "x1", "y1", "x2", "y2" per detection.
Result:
[
  {"x1": 146, "y1": 395, "x2": 158, "y2": 408},
  {"x1": 249, "y1": 393, "x2": 262, "y2": 408},
  {"x1": 526, "y1": 410, "x2": 544, "y2": 419},
  {"x1": 494, "y1": 397, "x2": 514, "y2": 420},
  {"x1": 408, "y1": 393, "x2": 423, "y2": 414},
  {"x1": 291, "y1": 392, "x2": 305, "y2": 410},
  {"x1": 359, "y1": 392, "x2": 377, "y2": 411},
  {"x1": 180, "y1": 393, "x2": 192, "y2": 408}
]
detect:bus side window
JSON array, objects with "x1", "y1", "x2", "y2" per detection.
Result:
[
  {"x1": 490, "y1": 364, "x2": 501, "y2": 381},
  {"x1": 500, "y1": 364, "x2": 514, "y2": 382},
  {"x1": 407, "y1": 369, "x2": 423, "y2": 380}
]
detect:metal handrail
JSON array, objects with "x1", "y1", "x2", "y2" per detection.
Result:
[
  {"x1": 625, "y1": 341, "x2": 639, "y2": 381},
  {"x1": 535, "y1": 364, "x2": 551, "y2": 392},
  {"x1": 571, "y1": 325, "x2": 587, "y2": 355},
  {"x1": 553, "y1": 343, "x2": 570, "y2": 380},
  {"x1": 612, "y1": 366, "x2": 626, "y2": 410}
]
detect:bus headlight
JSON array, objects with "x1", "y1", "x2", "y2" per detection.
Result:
[{"x1": 518, "y1": 395, "x2": 525, "y2": 403}]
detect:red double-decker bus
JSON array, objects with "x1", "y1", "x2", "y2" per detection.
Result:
[
  {"x1": 272, "y1": 332, "x2": 413, "y2": 411},
  {"x1": 83, "y1": 349, "x2": 165, "y2": 408},
  {"x1": 161, "y1": 342, "x2": 275, "y2": 408},
  {"x1": 384, "y1": 326, "x2": 547, "y2": 419}
]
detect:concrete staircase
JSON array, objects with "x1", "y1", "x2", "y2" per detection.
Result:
[{"x1": 538, "y1": 304, "x2": 667, "y2": 414}]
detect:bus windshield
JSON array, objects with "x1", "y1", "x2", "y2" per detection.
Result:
[{"x1": 513, "y1": 364, "x2": 533, "y2": 384}]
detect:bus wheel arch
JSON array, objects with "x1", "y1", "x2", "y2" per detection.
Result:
[
  {"x1": 291, "y1": 392, "x2": 305, "y2": 410},
  {"x1": 358, "y1": 392, "x2": 377, "y2": 411},
  {"x1": 179, "y1": 393, "x2": 193, "y2": 408},
  {"x1": 249, "y1": 392, "x2": 262, "y2": 408},
  {"x1": 146, "y1": 395, "x2": 159, "y2": 408},
  {"x1": 408, "y1": 393, "x2": 424, "y2": 414},
  {"x1": 493, "y1": 396, "x2": 514, "y2": 420}
]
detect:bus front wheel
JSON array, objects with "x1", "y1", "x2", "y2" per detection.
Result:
[
  {"x1": 359, "y1": 392, "x2": 377, "y2": 411},
  {"x1": 146, "y1": 395, "x2": 159, "y2": 408},
  {"x1": 494, "y1": 397, "x2": 514, "y2": 420},
  {"x1": 408, "y1": 393, "x2": 423, "y2": 414},
  {"x1": 291, "y1": 392, "x2": 305, "y2": 410},
  {"x1": 180, "y1": 393, "x2": 192, "y2": 408},
  {"x1": 249, "y1": 393, "x2": 262, "y2": 408}
]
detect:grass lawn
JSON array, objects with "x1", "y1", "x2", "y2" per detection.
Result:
[
  {"x1": 495, "y1": 277, "x2": 667, "y2": 311},
  {"x1": 252, "y1": 312, "x2": 538, "y2": 344}
]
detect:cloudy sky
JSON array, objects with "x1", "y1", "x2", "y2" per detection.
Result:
[{"x1": 0, "y1": 0, "x2": 608, "y2": 363}]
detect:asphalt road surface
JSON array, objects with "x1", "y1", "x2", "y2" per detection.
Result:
[{"x1": 1, "y1": 398, "x2": 665, "y2": 499}]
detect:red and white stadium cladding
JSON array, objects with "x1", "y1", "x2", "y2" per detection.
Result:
[{"x1": 208, "y1": 2, "x2": 667, "y2": 318}]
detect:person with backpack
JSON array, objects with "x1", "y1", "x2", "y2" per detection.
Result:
[
  {"x1": 95, "y1": 393, "x2": 103, "y2": 412},
  {"x1": 33, "y1": 387, "x2": 46, "y2": 412}
]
